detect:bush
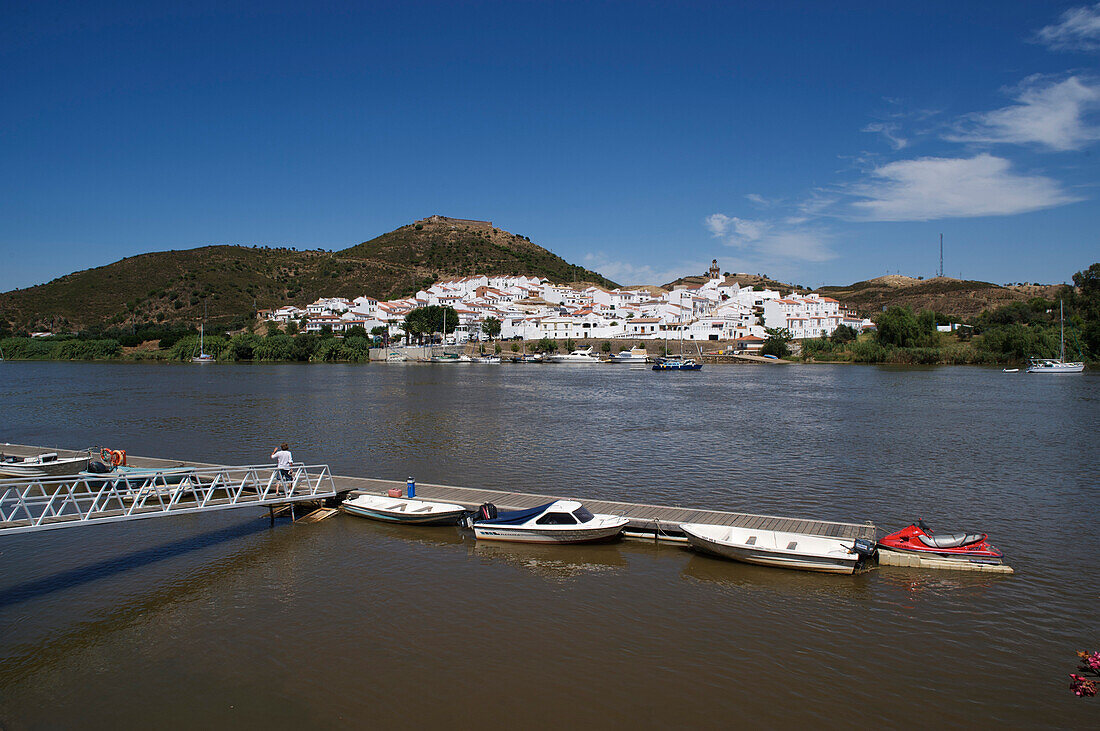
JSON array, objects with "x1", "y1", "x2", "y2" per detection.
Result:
[
  {"x1": 254, "y1": 334, "x2": 295, "y2": 361},
  {"x1": 849, "y1": 340, "x2": 889, "y2": 363},
  {"x1": 227, "y1": 333, "x2": 259, "y2": 360},
  {"x1": 535, "y1": 338, "x2": 558, "y2": 353},
  {"x1": 800, "y1": 338, "x2": 835, "y2": 359}
]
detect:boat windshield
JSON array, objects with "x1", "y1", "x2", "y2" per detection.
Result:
[{"x1": 572, "y1": 506, "x2": 595, "y2": 523}]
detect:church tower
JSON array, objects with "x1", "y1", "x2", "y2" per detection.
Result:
[{"x1": 708, "y1": 259, "x2": 721, "y2": 280}]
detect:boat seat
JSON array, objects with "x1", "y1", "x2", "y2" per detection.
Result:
[
  {"x1": 411, "y1": 506, "x2": 432, "y2": 513},
  {"x1": 918, "y1": 532, "x2": 983, "y2": 548}
]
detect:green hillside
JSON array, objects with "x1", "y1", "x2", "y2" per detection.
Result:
[{"x1": 0, "y1": 216, "x2": 616, "y2": 332}]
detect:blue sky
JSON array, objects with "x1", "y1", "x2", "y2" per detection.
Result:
[{"x1": 2, "y1": 1, "x2": 1099, "y2": 291}]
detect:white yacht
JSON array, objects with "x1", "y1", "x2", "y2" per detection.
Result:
[
  {"x1": 545, "y1": 347, "x2": 602, "y2": 363},
  {"x1": 610, "y1": 346, "x2": 650, "y2": 363}
]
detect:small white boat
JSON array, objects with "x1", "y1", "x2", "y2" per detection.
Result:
[
  {"x1": 386, "y1": 351, "x2": 407, "y2": 362},
  {"x1": 470, "y1": 354, "x2": 502, "y2": 363},
  {"x1": 545, "y1": 347, "x2": 602, "y2": 363},
  {"x1": 429, "y1": 353, "x2": 473, "y2": 363},
  {"x1": 342, "y1": 494, "x2": 467, "y2": 525},
  {"x1": 191, "y1": 317, "x2": 215, "y2": 363},
  {"x1": 681, "y1": 523, "x2": 872, "y2": 574},
  {"x1": 470, "y1": 500, "x2": 628, "y2": 543},
  {"x1": 610, "y1": 347, "x2": 650, "y2": 363},
  {"x1": 0, "y1": 452, "x2": 90, "y2": 479},
  {"x1": 1002, "y1": 368, "x2": 1019, "y2": 373}
]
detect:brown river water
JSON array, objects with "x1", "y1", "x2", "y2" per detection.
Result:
[{"x1": 0, "y1": 361, "x2": 1097, "y2": 728}]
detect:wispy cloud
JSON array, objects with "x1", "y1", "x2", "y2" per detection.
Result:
[
  {"x1": 848, "y1": 153, "x2": 1080, "y2": 221},
  {"x1": 946, "y1": 75, "x2": 1100, "y2": 151},
  {"x1": 703, "y1": 212, "x2": 836, "y2": 277},
  {"x1": 704, "y1": 214, "x2": 770, "y2": 243},
  {"x1": 862, "y1": 122, "x2": 909, "y2": 150},
  {"x1": 1035, "y1": 3, "x2": 1100, "y2": 51},
  {"x1": 583, "y1": 252, "x2": 702, "y2": 287},
  {"x1": 744, "y1": 193, "x2": 772, "y2": 207}
]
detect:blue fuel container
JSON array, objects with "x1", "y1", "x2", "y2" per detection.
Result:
[{"x1": 406, "y1": 477, "x2": 416, "y2": 498}]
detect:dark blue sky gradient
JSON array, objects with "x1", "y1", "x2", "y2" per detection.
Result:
[{"x1": 2, "y1": 1, "x2": 1096, "y2": 290}]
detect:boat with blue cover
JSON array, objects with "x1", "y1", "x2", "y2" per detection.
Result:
[
  {"x1": 467, "y1": 500, "x2": 629, "y2": 543},
  {"x1": 652, "y1": 356, "x2": 702, "y2": 371}
]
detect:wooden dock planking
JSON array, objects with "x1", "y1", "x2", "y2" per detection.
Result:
[{"x1": 1, "y1": 443, "x2": 877, "y2": 542}]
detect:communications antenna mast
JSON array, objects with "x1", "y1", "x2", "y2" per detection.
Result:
[{"x1": 938, "y1": 234, "x2": 944, "y2": 278}]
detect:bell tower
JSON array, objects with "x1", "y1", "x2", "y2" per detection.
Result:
[{"x1": 708, "y1": 259, "x2": 721, "y2": 280}]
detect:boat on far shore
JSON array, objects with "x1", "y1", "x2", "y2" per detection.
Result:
[
  {"x1": 546, "y1": 347, "x2": 602, "y2": 363},
  {"x1": 1027, "y1": 300, "x2": 1084, "y2": 374},
  {"x1": 610, "y1": 346, "x2": 650, "y2": 363}
]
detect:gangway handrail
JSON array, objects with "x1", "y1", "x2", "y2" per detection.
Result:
[{"x1": 0, "y1": 463, "x2": 336, "y2": 535}]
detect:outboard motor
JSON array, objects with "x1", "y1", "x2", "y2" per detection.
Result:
[
  {"x1": 851, "y1": 538, "x2": 877, "y2": 563},
  {"x1": 460, "y1": 503, "x2": 498, "y2": 530}
]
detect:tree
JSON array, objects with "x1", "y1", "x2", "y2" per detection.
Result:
[
  {"x1": 535, "y1": 338, "x2": 558, "y2": 353},
  {"x1": 371, "y1": 325, "x2": 388, "y2": 346},
  {"x1": 285, "y1": 320, "x2": 298, "y2": 336},
  {"x1": 345, "y1": 325, "x2": 368, "y2": 338},
  {"x1": 265, "y1": 321, "x2": 280, "y2": 336},
  {"x1": 831, "y1": 324, "x2": 857, "y2": 344},
  {"x1": 564, "y1": 338, "x2": 576, "y2": 351},
  {"x1": 875, "y1": 306, "x2": 930, "y2": 348},
  {"x1": 601, "y1": 341, "x2": 612, "y2": 353},
  {"x1": 482, "y1": 317, "x2": 501, "y2": 340},
  {"x1": 761, "y1": 327, "x2": 792, "y2": 358}
]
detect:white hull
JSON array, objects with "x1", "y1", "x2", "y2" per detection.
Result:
[
  {"x1": 682, "y1": 523, "x2": 859, "y2": 574},
  {"x1": 342, "y1": 494, "x2": 466, "y2": 525},
  {"x1": 545, "y1": 356, "x2": 602, "y2": 363},
  {"x1": 0, "y1": 454, "x2": 90, "y2": 479},
  {"x1": 1026, "y1": 360, "x2": 1084, "y2": 373},
  {"x1": 473, "y1": 522, "x2": 626, "y2": 543}
]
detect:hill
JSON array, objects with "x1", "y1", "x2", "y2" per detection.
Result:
[
  {"x1": 0, "y1": 216, "x2": 615, "y2": 332},
  {"x1": 817, "y1": 276, "x2": 1037, "y2": 319}
]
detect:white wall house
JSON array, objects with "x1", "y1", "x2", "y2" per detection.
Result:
[{"x1": 763, "y1": 294, "x2": 846, "y2": 339}]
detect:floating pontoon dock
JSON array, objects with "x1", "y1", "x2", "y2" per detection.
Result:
[{"x1": 0, "y1": 443, "x2": 1013, "y2": 573}]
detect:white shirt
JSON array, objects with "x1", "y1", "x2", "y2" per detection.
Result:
[{"x1": 271, "y1": 449, "x2": 293, "y2": 469}]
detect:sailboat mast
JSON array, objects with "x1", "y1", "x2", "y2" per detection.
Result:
[{"x1": 1060, "y1": 299, "x2": 1065, "y2": 361}]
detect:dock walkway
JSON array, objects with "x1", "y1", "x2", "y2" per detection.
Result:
[{"x1": 1, "y1": 444, "x2": 875, "y2": 542}]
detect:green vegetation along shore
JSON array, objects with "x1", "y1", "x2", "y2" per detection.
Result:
[{"x1": 3, "y1": 263, "x2": 1097, "y2": 366}]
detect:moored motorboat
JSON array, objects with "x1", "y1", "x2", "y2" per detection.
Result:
[
  {"x1": 610, "y1": 347, "x2": 650, "y2": 363},
  {"x1": 546, "y1": 347, "x2": 602, "y2": 363},
  {"x1": 470, "y1": 354, "x2": 502, "y2": 363},
  {"x1": 681, "y1": 523, "x2": 873, "y2": 574},
  {"x1": 342, "y1": 493, "x2": 467, "y2": 525},
  {"x1": 0, "y1": 452, "x2": 90, "y2": 479},
  {"x1": 466, "y1": 500, "x2": 628, "y2": 543},
  {"x1": 877, "y1": 519, "x2": 1004, "y2": 564},
  {"x1": 1002, "y1": 368, "x2": 1019, "y2": 373}
]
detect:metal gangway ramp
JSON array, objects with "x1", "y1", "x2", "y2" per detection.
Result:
[{"x1": 0, "y1": 464, "x2": 336, "y2": 535}]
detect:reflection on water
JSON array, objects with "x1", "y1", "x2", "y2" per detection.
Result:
[
  {"x1": 0, "y1": 362, "x2": 1097, "y2": 727},
  {"x1": 468, "y1": 538, "x2": 628, "y2": 580}
]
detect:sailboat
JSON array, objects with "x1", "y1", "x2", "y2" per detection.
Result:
[
  {"x1": 652, "y1": 320, "x2": 701, "y2": 371},
  {"x1": 1026, "y1": 300, "x2": 1084, "y2": 374},
  {"x1": 192, "y1": 307, "x2": 215, "y2": 363}
]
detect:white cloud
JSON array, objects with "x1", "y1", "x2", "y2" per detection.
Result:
[
  {"x1": 862, "y1": 122, "x2": 909, "y2": 150},
  {"x1": 703, "y1": 213, "x2": 836, "y2": 274},
  {"x1": 1036, "y1": 3, "x2": 1100, "y2": 51},
  {"x1": 848, "y1": 153, "x2": 1079, "y2": 221},
  {"x1": 583, "y1": 253, "x2": 701, "y2": 287},
  {"x1": 745, "y1": 193, "x2": 771, "y2": 206},
  {"x1": 946, "y1": 75, "x2": 1100, "y2": 151},
  {"x1": 704, "y1": 213, "x2": 770, "y2": 242}
]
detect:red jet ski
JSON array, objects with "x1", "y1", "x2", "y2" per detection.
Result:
[{"x1": 878, "y1": 519, "x2": 1004, "y2": 564}]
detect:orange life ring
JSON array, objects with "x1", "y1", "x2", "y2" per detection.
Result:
[{"x1": 100, "y1": 448, "x2": 127, "y2": 467}]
